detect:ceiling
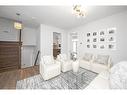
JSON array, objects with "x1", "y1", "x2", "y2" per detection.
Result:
[{"x1": 0, "y1": 6, "x2": 127, "y2": 30}]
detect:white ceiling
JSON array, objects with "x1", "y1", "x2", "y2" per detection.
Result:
[{"x1": 0, "y1": 6, "x2": 127, "y2": 30}]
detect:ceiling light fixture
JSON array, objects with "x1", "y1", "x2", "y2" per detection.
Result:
[
  {"x1": 72, "y1": 5, "x2": 86, "y2": 18},
  {"x1": 14, "y1": 13, "x2": 23, "y2": 30}
]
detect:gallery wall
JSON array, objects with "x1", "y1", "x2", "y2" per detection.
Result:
[{"x1": 68, "y1": 11, "x2": 127, "y2": 65}]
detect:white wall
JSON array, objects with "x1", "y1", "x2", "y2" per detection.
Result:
[
  {"x1": 40, "y1": 24, "x2": 67, "y2": 57},
  {"x1": 68, "y1": 11, "x2": 127, "y2": 65},
  {"x1": 21, "y1": 27, "x2": 39, "y2": 68},
  {"x1": 0, "y1": 17, "x2": 39, "y2": 68},
  {"x1": 0, "y1": 18, "x2": 19, "y2": 41}
]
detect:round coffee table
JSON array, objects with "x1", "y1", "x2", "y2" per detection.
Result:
[{"x1": 72, "y1": 60, "x2": 79, "y2": 72}]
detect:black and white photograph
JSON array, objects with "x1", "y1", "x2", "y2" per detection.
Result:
[
  {"x1": 93, "y1": 44, "x2": 97, "y2": 48},
  {"x1": 100, "y1": 30, "x2": 105, "y2": 35},
  {"x1": 99, "y1": 44, "x2": 105, "y2": 49},
  {"x1": 87, "y1": 44, "x2": 90, "y2": 48},
  {"x1": 93, "y1": 32, "x2": 97, "y2": 36},
  {"x1": 87, "y1": 39, "x2": 90, "y2": 42},
  {"x1": 100, "y1": 38, "x2": 105, "y2": 42},
  {"x1": 87, "y1": 33, "x2": 90, "y2": 37},
  {"x1": 93, "y1": 38, "x2": 97, "y2": 42},
  {"x1": 108, "y1": 28, "x2": 116, "y2": 34},
  {"x1": 108, "y1": 44, "x2": 116, "y2": 50},
  {"x1": 108, "y1": 36, "x2": 116, "y2": 42}
]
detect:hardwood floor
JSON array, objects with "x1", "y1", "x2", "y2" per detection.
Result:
[{"x1": 0, "y1": 65, "x2": 39, "y2": 89}]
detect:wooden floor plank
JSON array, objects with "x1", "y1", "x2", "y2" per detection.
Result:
[{"x1": 0, "y1": 65, "x2": 39, "y2": 89}]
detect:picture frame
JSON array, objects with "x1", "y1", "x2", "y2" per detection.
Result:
[
  {"x1": 108, "y1": 36, "x2": 116, "y2": 42},
  {"x1": 100, "y1": 37, "x2": 105, "y2": 42},
  {"x1": 87, "y1": 33, "x2": 90, "y2": 37},
  {"x1": 108, "y1": 44, "x2": 116, "y2": 50},
  {"x1": 87, "y1": 39, "x2": 90, "y2": 42},
  {"x1": 99, "y1": 29, "x2": 105, "y2": 36},
  {"x1": 99, "y1": 44, "x2": 105, "y2": 49},
  {"x1": 93, "y1": 44, "x2": 97, "y2": 48},
  {"x1": 87, "y1": 44, "x2": 90, "y2": 48},
  {"x1": 93, "y1": 38, "x2": 97, "y2": 42},
  {"x1": 93, "y1": 32, "x2": 97, "y2": 36},
  {"x1": 107, "y1": 27, "x2": 116, "y2": 35}
]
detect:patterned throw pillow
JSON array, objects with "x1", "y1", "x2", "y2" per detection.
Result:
[
  {"x1": 95, "y1": 55, "x2": 109, "y2": 65},
  {"x1": 83, "y1": 53, "x2": 92, "y2": 61}
]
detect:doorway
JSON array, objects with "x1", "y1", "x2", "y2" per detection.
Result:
[
  {"x1": 53, "y1": 32, "x2": 61, "y2": 59},
  {"x1": 70, "y1": 32, "x2": 78, "y2": 60}
]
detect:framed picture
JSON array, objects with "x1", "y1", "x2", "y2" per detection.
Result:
[
  {"x1": 87, "y1": 39, "x2": 90, "y2": 42},
  {"x1": 87, "y1": 44, "x2": 90, "y2": 48},
  {"x1": 99, "y1": 30, "x2": 105, "y2": 36},
  {"x1": 99, "y1": 44, "x2": 105, "y2": 49},
  {"x1": 93, "y1": 44, "x2": 97, "y2": 48},
  {"x1": 108, "y1": 36, "x2": 116, "y2": 42},
  {"x1": 108, "y1": 44, "x2": 116, "y2": 50},
  {"x1": 93, "y1": 38, "x2": 97, "y2": 42},
  {"x1": 87, "y1": 33, "x2": 90, "y2": 37},
  {"x1": 93, "y1": 32, "x2": 97, "y2": 36},
  {"x1": 108, "y1": 28, "x2": 116, "y2": 34},
  {"x1": 100, "y1": 37, "x2": 105, "y2": 42}
]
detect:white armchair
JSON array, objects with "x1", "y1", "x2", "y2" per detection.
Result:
[
  {"x1": 40, "y1": 55, "x2": 61, "y2": 80},
  {"x1": 57, "y1": 54, "x2": 73, "y2": 72}
]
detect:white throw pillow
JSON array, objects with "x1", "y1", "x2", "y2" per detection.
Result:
[{"x1": 109, "y1": 61, "x2": 127, "y2": 89}]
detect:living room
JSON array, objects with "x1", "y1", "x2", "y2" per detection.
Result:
[{"x1": 0, "y1": 1, "x2": 127, "y2": 94}]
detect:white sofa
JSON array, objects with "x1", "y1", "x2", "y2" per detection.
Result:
[
  {"x1": 80, "y1": 54, "x2": 111, "y2": 73},
  {"x1": 79, "y1": 53, "x2": 112, "y2": 89},
  {"x1": 57, "y1": 54, "x2": 73, "y2": 72},
  {"x1": 40, "y1": 55, "x2": 61, "y2": 80}
]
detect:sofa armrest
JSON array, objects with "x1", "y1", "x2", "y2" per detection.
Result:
[
  {"x1": 54, "y1": 60, "x2": 61, "y2": 66},
  {"x1": 108, "y1": 57, "x2": 112, "y2": 68}
]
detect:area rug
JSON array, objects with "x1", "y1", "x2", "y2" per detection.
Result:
[{"x1": 16, "y1": 68, "x2": 98, "y2": 89}]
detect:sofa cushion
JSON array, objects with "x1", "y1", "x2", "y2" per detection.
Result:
[
  {"x1": 92, "y1": 63, "x2": 108, "y2": 73},
  {"x1": 94, "y1": 55, "x2": 109, "y2": 65},
  {"x1": 83, "y1": 53, "x2": 93, "y2": 61}
]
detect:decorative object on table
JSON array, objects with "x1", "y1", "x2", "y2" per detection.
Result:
[
  {"x1": 70, "y1": 52, "x2": 77, "y2": 61},
  {"x1": 72, "y1": 60, "x2": 79, "y2": 72}
]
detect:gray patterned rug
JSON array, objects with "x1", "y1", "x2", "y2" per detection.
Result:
[{"x1": 16, "y1": 68, "x2": 98, "y2": 89}]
